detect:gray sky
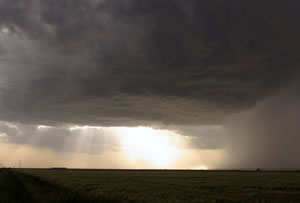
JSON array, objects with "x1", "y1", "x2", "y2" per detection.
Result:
[{"x1": 0, "y1": 0, "x2": 299, "y2": 169}]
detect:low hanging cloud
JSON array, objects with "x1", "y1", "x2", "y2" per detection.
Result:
[
  {"x1": 0, "y1": 120, "x2": 225, "y2": 153},
  {"x1": 0, "y1": 0, "x2": 299, "y2": 127},
  {"x1": 0, "y1": 121, "x2": 121, "y2": 154},
  {"x1": 169, "y1": 125, "x2": 225, "y2": 150},
  {"x1": 0, "y1": 121, "x2": 226, "y2": 169}
]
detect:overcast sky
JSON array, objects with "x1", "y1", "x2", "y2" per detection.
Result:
[{"x1": 0, "y1": 0, "x2": 300, "y2": 169}]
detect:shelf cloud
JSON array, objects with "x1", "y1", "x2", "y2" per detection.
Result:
[{"x1": 0, "y1": 0, "x2": 299, "y2": 126}]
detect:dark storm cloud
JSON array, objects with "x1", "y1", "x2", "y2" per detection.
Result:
[
  {"x1": 170, "y1": 125, "x2": 225, "y2": 149},
  {"x1": 0, "y1": 0, "x2": 299, "y2": 126}
]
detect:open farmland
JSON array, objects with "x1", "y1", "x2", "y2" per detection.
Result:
[{"x1": 3, "y1": 169, "x2": 299, "y2": 202}]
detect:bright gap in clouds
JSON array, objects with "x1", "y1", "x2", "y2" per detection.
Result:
[
  {"x1": 37, "y1": 125, "x2": 52, "y2": 129},
  {"x1": 69, "y1": 125, "x2": 103, "y2": 130},
  {"x1": 67, "y1": 126, "x2": 183, "y2": 168},
  {"x1": 117, "y1": 127, "x2": 181, "y2": 168},
  {"x1": 15, "y1": 124, "x2": 225, "y2": 169},
  {"x1": 1, "y1": 27, "x2": 11, "y2": 35}
]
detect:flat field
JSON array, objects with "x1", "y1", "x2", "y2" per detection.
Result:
[{"x1": 2, "y1": 169, "x2": 300, "y2": 202}]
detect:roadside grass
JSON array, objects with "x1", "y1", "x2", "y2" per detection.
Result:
[
  {"x1": 15, "y1": 172, "x2": 124, "y2": 203},
  {"x1": 0, "y1": 169, "x2": 33, "y2": 203},
  {"x1": 13, "y1": 169, "x2": 300, "y2": 202}
]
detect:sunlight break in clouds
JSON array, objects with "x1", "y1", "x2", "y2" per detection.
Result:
[
  {"x1": 37, "y1": 125, "x2": 52, "y2": 129},
  {"x1": 69, "y1": 126, "x2": 103, "y2": 131},
  {"x1": 1, "y1": 27, "x2": 11, "y2": 35},
  {"x1": 66, "y1": 126, "x2": 185, "y2": 168},
  {"x1": 118, "y1": 127, "x2": 181, "y2": 168},
  {"x1": 0, "y1": 122, "x2": 227, "y2": 169}
]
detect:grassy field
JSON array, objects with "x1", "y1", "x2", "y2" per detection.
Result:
[
  {"x1": 6, "y1": 169, "x2": 299, "y2": 202},
  {"x1": 0, "y1": 169, "x2": 33, "y2": 203}
]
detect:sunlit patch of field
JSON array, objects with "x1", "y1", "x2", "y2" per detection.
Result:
[{"x1": 8, "y1": 169, "x2": 300, "y2": 203}]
